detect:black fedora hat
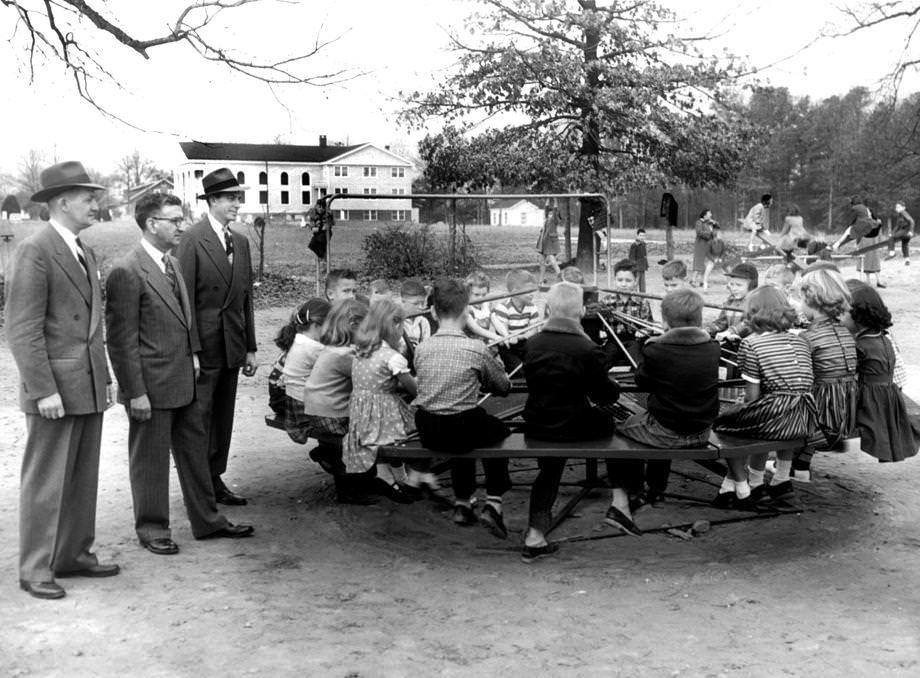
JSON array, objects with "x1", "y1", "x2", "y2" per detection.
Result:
[
  {"x1": 197, "y1": 167, "x2": 249, "y2": 200},
  {"x1": 31, "y1": 161, "x2": 105, "y2": 203}
]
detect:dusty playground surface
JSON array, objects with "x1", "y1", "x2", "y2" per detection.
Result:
[{"x1": 2, "y1": 255, "x2": 920, "y2": 677}]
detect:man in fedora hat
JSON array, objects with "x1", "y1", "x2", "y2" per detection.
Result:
[
  {"x1": 176, "y1": 167, "x2": 257, "y2": 505},
  {"x1": 106, "y1": 193, "x2": 254, "y2": 554},
  {"x1": 5, "y1": 160, "x2": 120, "y2": 599}
]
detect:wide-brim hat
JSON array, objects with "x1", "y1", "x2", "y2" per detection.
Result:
[
  {"x1": 31, "y1": 161, "x2": 105, "y2": 203},
  {"x1": 197, "y1": 167, "x2": 248, "y2": 200}
]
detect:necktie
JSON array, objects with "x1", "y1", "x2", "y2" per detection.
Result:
[
  {"x1": 162, "y1": 254, "x2": 182, "y2": 301},
  {"x1": 74, "y1": 237, "x2": 93, "y2": 288},
  {"x1": 223, "y1": 227, "x2": 234, "y2": 263}
]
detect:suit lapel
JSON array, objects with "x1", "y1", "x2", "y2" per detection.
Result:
[
  {"x1": 85, "y1": 246, "x2": 102, "y2": 339},
  {"x1": 48, "y1": 227, "x2": 92, "y2": 305},
  {"x1": 168, "y1": 252, "x2": 194, "y2": 327},
  {"x1": 136, "y1": 246, "x2": 186, "y2": 325},
  {"x1": 197, "y1": 218, "x2": 232, "y2": 285}
]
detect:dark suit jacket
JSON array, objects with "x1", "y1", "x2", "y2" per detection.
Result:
[
  {"x1": 175, "y1": 217, "x2": 256, "y2": 369},
  {"x1": 105, "y1": 244, "x2": 199, "y2": 409},
  {"x1": 5, "y1": 224, "x2": 109, "y2": 414}
]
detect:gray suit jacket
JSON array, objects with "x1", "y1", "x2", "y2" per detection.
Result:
[
  {"x1": 5, "y1": 224, "x2": 109, "y2": 415},
  {"x1": 105, "y1": 244, "x2": 199, "y2": 410},
  {"x1": 175, "y1": 217, "x2": 256, "y2": 369}
]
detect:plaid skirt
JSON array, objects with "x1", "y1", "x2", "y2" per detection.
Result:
[{"x1": 284, "y1": 395, "x2": 348, "y2": 444}]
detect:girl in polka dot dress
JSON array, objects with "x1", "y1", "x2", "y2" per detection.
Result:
[{"x1": 344, "y1": 298, "x2": 420, "y2": 499}]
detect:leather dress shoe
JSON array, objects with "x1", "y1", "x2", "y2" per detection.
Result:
[
  {"x1": 143, "y1": 537, "x2": 180, "y2": 555},
  {"x1": 198, "y1": 523, "x2": 254, "y2": 540},
  {"x1": 20, "y1": 580, "x2": 66, "y2": 600},
  {"x1": 214, "y1": 477, "x2": 248, "y2": 506},
  {"x1": 55, "y1": 563, "x2": 120, "y2": 578}
]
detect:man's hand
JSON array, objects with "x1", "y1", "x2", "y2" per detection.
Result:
[
  {"x1": 106, "y1": 384, "x2": 116, "y2": 410},
  {"x1": 37, "y1": 393, "x2": 65, "y2": 419},
  {"x1": 128, "y1": 394, "x2": 152, "y2": 421},
  {"x1": 193, "y1": 354, "x2": 201, "y2": 381},
  {"x1": 242, "y1": 352, "x2": 258, "y2": 377}
]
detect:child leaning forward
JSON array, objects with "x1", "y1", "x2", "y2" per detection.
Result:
[
  {"x1": 413, "y1": 278, "x2": 513, "y2": 539},
  {"x1": 606, "y1": 288, "x2": 721, "y2": 527}
]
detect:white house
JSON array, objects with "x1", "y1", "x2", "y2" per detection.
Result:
[
  {"x1": 175, "y1": 137, "x2": 417, "y2": 222},
  {"x1": 489, "y1": 198, "x2": 545, "y2": 228}
]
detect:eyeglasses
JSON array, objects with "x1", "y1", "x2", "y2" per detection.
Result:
[{"x1": 151, "y1": 217, "x2": 185, "y2": 227}]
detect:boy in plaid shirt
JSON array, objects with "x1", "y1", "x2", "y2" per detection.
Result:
[
  {"x1": 414, "y1": 279, "x2": 513, "y2": 539},
  {"x1": 598, "y1": 259, "x2": 654, "y2": 366}
]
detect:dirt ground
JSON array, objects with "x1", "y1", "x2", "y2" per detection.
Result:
[{"x1": 2, "y1": 257, "x2": 920, "y2": 677}]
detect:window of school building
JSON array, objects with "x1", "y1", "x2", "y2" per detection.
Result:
[
  {"x1": 363, "y1": 187, "x2": 377, "y2": 195},
  {"x1": 259, "y1": 190, "x2": 268, "y2": 204},
  {"x1": 391, "y1": 167, "x2": 405, "y2": 178},
  {"x1": 280, "y1": 172, "x2": 289, "y2": 186},
  {"x1": 363, "y1": 167, "x2": 377, "y2": 177},
  {"x1": 280, "y1": 191, "x2": 289, "y2": 205},
  {"x1": 334, "y1": 166, "x2": 348, "y2": 177},
  {"x1": 334, "y1": 187, "x2": 345, "y2": 194},
  {"x1": 393, "y1": 210, "x2": 406, "y2": 221},
  {"x1": 365, "y1": 210, "x2": 378, "y2": 221},
  {"x1": 337, "y1": 210, "x2": 348, "y2": 221},
  {"x1": 302, "y1": 191, "x2": 310, "y2": 205},
  {"x1": 236, "y1": 172, "x2": 245, "y2": 184},
  {"x1": 301, "y1": 172, "x2": 310, "y2": 185},
  {"x1": 259, "y1": 171, "x2": 267, "y2": 184}
]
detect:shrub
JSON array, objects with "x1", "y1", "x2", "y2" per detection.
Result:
[{"x1": 361, "y1": 223, "x2": 478, "y2": 279}]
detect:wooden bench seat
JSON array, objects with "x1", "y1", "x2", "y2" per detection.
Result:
[{"x1": 379, "y1": 430, "x2": 802, "y2": 462}]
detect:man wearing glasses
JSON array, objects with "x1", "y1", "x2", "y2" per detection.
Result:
[
  {"x1": 106, "y1": 193, "x2": 254, "y2": 555},
  {"x1": 176, "y1": 169, "x2": 258, "y2": 506}
]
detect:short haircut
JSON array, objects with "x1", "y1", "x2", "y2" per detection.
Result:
[
  {"x1": 613, "y1": 258, "x2": 636, "y2": 276},
  {"x1": 431, "y1": 278, "x2": 469, "y2": 319},
  {"x1": 368, "y1": 279, "x2": 390, "y2": 295},
  {"x1": 698, "y1": 209, "x2": 711, "y2": 220},
  {"x1": 661, "y1": 289, "x2": 703, "y2": 328},
  {"x1": 661, "y1": 260, "x2": 687, "y2": 280},
  {"x1": 545, "y1": 282, "x2": 583, "y2": 320},
  {"x1": 400, "y1": 278, "x2": 427, "y2": 298},
  {"x1": 636, "y1": 228, "x2": 646, "y2": 235},
  {"x1": 320, "y1": 298, "x2": 368, "y2": 347},
  {"x1": 744, "y1": 285, "x2": 797, "y2": 333},
  {"x1": 464, "y1": 269, "x2": 491, "y2": 290},
  {"x1": 799, "y1": 268, "x2": 850, "y2": 320},
  {"x1": 325, "y1": 268, "x2": 357, "y2": 293},
  {"x1": 761, "y1": 194, "x2": 773, "y2": 205},
  {"x1": 561, "y1": 266, "x2": 585, "y2": 284},
  {"x1": 505, "y1": 269, "x2": 535, "y2": 291},
  {"x1": 135, "y1": 193, "x2": 183, "y2": 230}
]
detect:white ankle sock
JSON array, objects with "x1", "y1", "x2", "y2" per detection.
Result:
[
  {"x1": 735, "y1": 480, "x2": 751, "y2": 499},
  {"x1": 376, "y1": 463, "x2": 396, "y2": 484},
  {"x1": 719, "y1": 476, "x2": 735, "y2": 494},
  {"x1": 773, "y1": 459, "x2": 792, "y2": 484},
  {"x1": 486, "y1": 495, "x2": 503, "y2": 514}
]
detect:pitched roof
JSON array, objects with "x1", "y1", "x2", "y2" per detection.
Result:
[
  {"x1": 180, "y1": 141, "x2": 363, "y2": 163},
  {"x1": 124, "y1": 178, "x2": 174, "y2": 203},
  {"x1": 490, "y1": 198, "x2": 541, "y2": 210}
]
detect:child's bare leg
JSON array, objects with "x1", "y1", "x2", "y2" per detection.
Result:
[
  {"x1": 548, "y1": 254, "x2": 561, "y2": 276},
  {"x1": 726, "y1": 457, "x2": 750, "y2": 498},
  {"x1": 703, "y1": 261, "x2": 715, "y2": 289}
]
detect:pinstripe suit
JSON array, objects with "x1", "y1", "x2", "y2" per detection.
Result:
[
  {"x1": 5, "y1": 224, "x2": 109, "y2": 581},
  {"x1": 105, "y1": 244, "x2": 229, "y2": 540}
]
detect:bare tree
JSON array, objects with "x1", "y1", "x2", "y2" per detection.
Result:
[
  {"x1": 15, "y1": 149, "x2": 46, "y2": 198},
  {"x1": 833, "y1": 3, "x2": 920, "y2": 94},
  {"x1": 117, "y1": 150, "x2": 168, "y2": 188},
  {"x1": 1, "y1": 0, "x2": 357, "y2": 123}
]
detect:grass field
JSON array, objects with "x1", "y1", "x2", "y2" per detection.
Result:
[{"x1": 4, "y1": 217, "x2": 750, "y2": 284}]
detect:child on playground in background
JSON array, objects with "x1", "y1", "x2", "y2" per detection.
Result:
[
  {"x1": 491, "y1": 269, "x2": 541, "y2": 370},
  {"x1": 399, "y1": 278, "x2": 433, "y2": 370},
  {"x1": 627, "y1": 228, "x2": 649, "y2": 292},
  {"x1": 703, "y1": 225, "x2": 726, "y2": 290},
  {"x1": 856, "y1": 230, "x2": 886, "y2": 288},
  {"x1": 368, "y1": 279, "x2": 392, "y2": 305},
  {"x1": 843, "y1": 281, "x2": 920, "y2": 462},
  {"x1": 887, "y1": 201, "x2": 914, "y2": 264},
  {"x1": 743, "y1": 193, "x2": 773, "y2": 250},
  {"x1": 324, "y1": 268, "x2": 358, "y2": 303},
  {"x1": 705, "y1": 263, "x2": 758, "y2": 342},
  {"x1": 302, "y1": 298, "x2": 374, "y2": 505},
  {"x1": 343, "y1": 298, "x2": 423, "y2": 504},
  {"x1": 661, "y1": 260, "x2": 690, "y2": 292},
  {"x1": 464, "y1": 270, "x2": 504, "y2": 344},
  {"x1": 414, "y1": 278, "x2": 513, "y2": 539},
  {"x1": 598, "y1": 258, "x2": 654, "y2": 366},
  {"x1": 276, "y1": 298, "x2": 331, "y2": 444},
  {"x1": 606, "y1": 288, "x2": 721, "y2": 532},
  {"x1": 713, "y1": 286, "x2": 816, "y2": 507},
  {"x1": 788, "y1": 269, "x2": 858, "y2": 483},
  {"x1": 520, "y1": 282, "x2": 621, "y2": 562}
]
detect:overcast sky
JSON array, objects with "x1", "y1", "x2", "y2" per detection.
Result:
[{"x1": 1, "y1": 0, "x2": 916, "y2": 177}]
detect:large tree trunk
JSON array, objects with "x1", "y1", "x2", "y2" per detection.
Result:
[{"x1": 576, "y1": 0, "x2": 602, "y2": 273}]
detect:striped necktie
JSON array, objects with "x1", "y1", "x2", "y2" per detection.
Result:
[
  {"x1": 162, "y1": 254, "x2": 182, "y2": 301},
  {"x1": 223, "y1": 227, "x2": 234, "y2": 263},
  {"x1": 74, "y1": 237, "x2": 93, "y2": 287}
]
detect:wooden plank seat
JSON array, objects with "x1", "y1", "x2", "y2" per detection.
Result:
[{"x1": 379, "y1": 430, "x2": 803, "y2": 462}]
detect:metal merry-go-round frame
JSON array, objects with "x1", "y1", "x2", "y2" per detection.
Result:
[{"x1": 317, "y1": 192, "x2": 613, "y2": 293}]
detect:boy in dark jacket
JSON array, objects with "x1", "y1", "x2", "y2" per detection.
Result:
[
  {"x1": 627, "y1": 228, "x2": 649, "y2": 292},
  {"x1": 520, "y1": 282, "x2": 621, "y2": 562},
  {"x1": 605, "y1": 289, "x2": 721, "y2": 534}
]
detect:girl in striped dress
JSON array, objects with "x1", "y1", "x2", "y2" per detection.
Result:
[
  {"x1": 843, "y1": 282, "x2": 920, "y2": 462},
  {"x1": 790, "y1": 269, "x2": 858, "y2": 482},
  {"x1": 713, "y1": 286, "x2": 815, "y2": 507}
]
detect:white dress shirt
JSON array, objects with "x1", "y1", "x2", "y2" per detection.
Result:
[
  {"x1": 207, "y1": 212, "x2": 230, "y2": 251},
  {"x1": 140, "y1": 237, "x2": 167, "y2": 274},
  {"x1": 49, "y1": 218, "x2": 85, "y2": 268}
]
